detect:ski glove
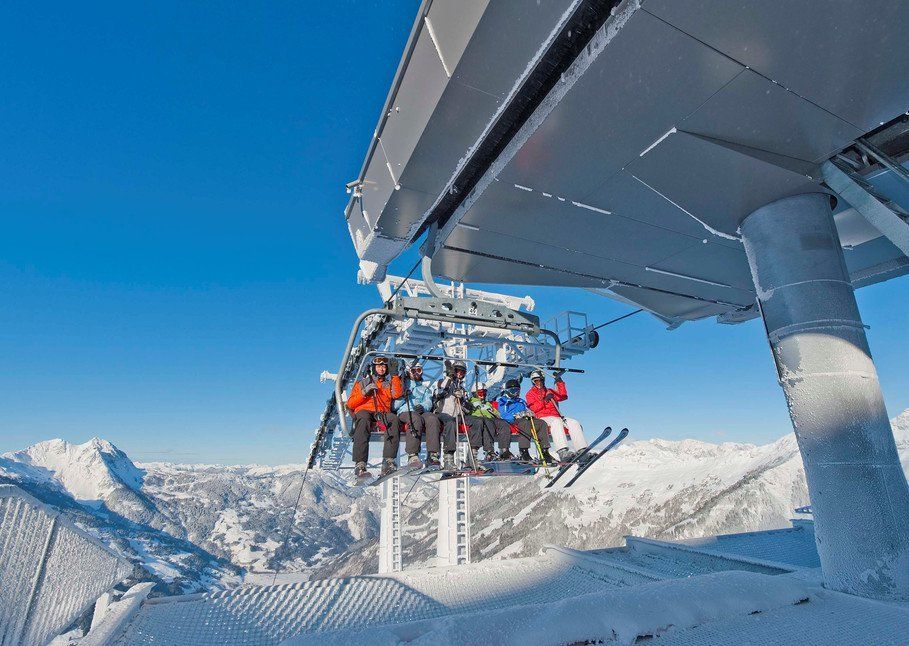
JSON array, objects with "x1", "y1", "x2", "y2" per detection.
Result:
[
  {"x1": 362, "y1": 382, "x2": 377, "y2": 395},
  {"x1": 544, "y1": 393, "x2": 555, "y2": 402},
  {"x1": 413, "y1": 404, "x2": 425, "y2": 415}
]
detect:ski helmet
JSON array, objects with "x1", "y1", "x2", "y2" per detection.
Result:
[
  {"x1": 472, "y1": 382, "x2": 488, "y2": 398},
  {"x1": 407, "y1": 361, "x2": 423, "y2": 378},
  {"x1": 530, "y1": 369, "x2": 545, "y2": 383},
  {"x1": 504, "y1": 378, "x2": 521, "y2": 396},
  {"x1": 371, "y1": 355, "x2": 389, "y2": 375},
  {"x1": 450, "y1": 360, "x2": 467, "y2": 376}
]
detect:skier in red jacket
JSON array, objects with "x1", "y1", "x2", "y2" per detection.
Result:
[{"x1": 525, "y1": 369, "x2": 588, "y2": 462}]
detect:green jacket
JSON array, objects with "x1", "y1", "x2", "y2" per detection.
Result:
[{"x1": 468, "y1": 396, "x2": 500, "y2": 419}]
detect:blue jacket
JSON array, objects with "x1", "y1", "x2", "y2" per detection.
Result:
[
  {"x1": 494, "y1": 395, "x2": 528, "y2": 423},
  {"x1": 395, "y1": 379, "x2": 434, "y2": 413}
]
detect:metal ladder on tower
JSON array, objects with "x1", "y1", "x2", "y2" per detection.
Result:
[{"x1": 378, "y1": 477, "x2": 403, "y2": 573}]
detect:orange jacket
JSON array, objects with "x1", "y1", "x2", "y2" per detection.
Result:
[{"x1": 347, "y1": 375, "x2": 403, "y2": 414}]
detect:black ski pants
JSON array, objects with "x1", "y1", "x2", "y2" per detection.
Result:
[
  {"x1": 352, "y1": 410, "x2": 401, "y2": 464},
  {"x1": 512, "y1": 417, "x2": 551, "y2": 450},
  {"x1": 437, "y1": 413, "x2": 481, "y2": 452},
  {"x1": 397, "y1": 411, "x2": 442, "y2": 455},
  {"x1": 471, "y1": 416, "x2": 511, "y2": 454}
]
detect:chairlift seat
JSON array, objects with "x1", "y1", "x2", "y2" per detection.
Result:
[
  {"x1": 508, "y1": 421, "x2": 571, "y2": 437},
  {"x1": 368, "y1": 417, "x2": 390, "y2": 441}
]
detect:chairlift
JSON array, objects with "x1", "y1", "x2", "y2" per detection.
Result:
[{"x1": 333, "y1": 294, "x2": 577, "y2": 439}]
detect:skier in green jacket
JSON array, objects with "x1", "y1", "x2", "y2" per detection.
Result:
[{"x1": 467, "y1": 382, "x2": 514, "y2": 461}]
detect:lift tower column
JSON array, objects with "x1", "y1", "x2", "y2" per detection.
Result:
[{"x1": 741, "y1": 193, "x2": 909, "y2": 601}]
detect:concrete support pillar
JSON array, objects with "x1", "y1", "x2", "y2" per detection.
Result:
[{"x1": 741, "y1": 193, "x2": 909, "y2": 600}]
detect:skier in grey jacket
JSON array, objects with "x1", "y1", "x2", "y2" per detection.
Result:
[{"x1": 433, "y1": 360, "x2": 483, "y2": 469}]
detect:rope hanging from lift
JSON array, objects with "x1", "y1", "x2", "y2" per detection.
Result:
[
  {"x1": 589, "y1": 308, "x2": 644, "y2": 332},
  {"x1": 271, "y1": 463, "x2": 311, "y2": 586},
  {"x1": 383, "y1": 257, "x2": 423, "y2": 307}
]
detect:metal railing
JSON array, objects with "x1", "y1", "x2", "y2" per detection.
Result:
[{"x1": 0, "y1": 485, "x2": 133, "y2": 646}]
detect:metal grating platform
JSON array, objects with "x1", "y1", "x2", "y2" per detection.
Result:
[
  {"x1": 585, "y1": 547, "x2": 744, "y2": 580},
  {"x1": 679, "y1": 523, "x2": 821, "y2": 569},
  {"x1": 114, "y1": 556, "x2": 629, "y2": 645}
]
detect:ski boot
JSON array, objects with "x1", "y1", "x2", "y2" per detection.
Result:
[
  {"x1": 575, "y1": 450, "x2": 597, "y2": 467},
  {"x1": 498, "y1": 450, "x2": 514, "y2": 461},
  {"x1": 426, "y1": 452, "x2": 441, "y2": 468},
  {"x1": 380, "y1": 458, "x2": 397, "y2": 477},
  {"x1": 469, "y1": 448, "x2": 490, "y2": 473},
  {"x1": 540, "y1": 450, "x2": 558, "y2": 465},
  {"x1": 557, "y1": 448, "x2": 576, "y2": 464},
  {"x1": 442, "y1": 452, "x2": 456, "y2": 472},
  {"x1": 406, "y1": 454, "x2": 423, "y2": 468},
  {"x1": 354, "y1": 462, "x2": 370, "y2": 479},
  {"x1": 519, "y1": 448, "x2": 533, "y2": 463}
]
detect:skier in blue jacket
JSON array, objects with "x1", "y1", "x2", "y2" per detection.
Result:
[
  {"x1": 494, "y1": 379, "x2": 556, "y2": 464},
  {"x1": 395, "y1": 362, "x2": 444, "y2": 468}
]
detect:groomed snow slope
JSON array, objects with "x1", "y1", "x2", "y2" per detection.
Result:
[{"x1": 107, "y1": 524, "x2": 909, "y2": 645}]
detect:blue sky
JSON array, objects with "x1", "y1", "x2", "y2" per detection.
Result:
[{"x1": 2, "y1": 2, "x2": 908, "y2": 465}]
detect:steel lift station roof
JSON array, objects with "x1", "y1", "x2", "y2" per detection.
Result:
[{"x1": 344, "y1": 0, "x2": 909, "y2": 327}]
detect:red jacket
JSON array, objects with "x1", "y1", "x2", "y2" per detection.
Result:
[
  {"x1": 526, "y1": 380, "x2": 567, "y2": 418},
  {"x1": 347, "y1": 376, "x2": 403, "y2": 414}
]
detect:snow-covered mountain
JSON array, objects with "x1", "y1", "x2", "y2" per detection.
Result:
[
  {"x1": 0, "y1": 438, "x2": 381, "y2": 594},
  {"x1": 3, "y1": 410, "x2": 908, "y2": 592}
]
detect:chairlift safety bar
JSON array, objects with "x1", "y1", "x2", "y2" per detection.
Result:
[{"x1": 357, "y1": 350, "x2": 584, "y2": 375}]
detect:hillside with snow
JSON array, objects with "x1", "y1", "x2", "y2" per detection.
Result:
[{"x1": 2, "y1": 410, "x2": 908, "y2": 591}]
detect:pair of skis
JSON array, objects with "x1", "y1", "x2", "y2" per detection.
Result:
[
  {"x1": 429, "y1": 426, "x2": 628, "y2": 484},
  {"x1": 544, "y1": 426, "x2": 629, "y2": 489},
  {"x1": 363, "y1": 426, "x2": 628, "y2": 487},
  {"x1": 435, "y1": 460, "x2": 536, "y2": 481},
  {"x1": 367, "y1": 459, "x2": 528, "y2": 485},
  {"x1": 364, "y1": 458, "x2": 468, "y2": 486},
  {"x1": 364, "y1": 463, "x2": 423, "y2": 487}
]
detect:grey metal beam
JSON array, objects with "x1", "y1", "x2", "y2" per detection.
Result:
[
  {"x1": 854, "y1": 138, "x2": 909, "y2": 186},
  {"x1": 821, "y1": 160, "x2": 909, "y2": 258}
]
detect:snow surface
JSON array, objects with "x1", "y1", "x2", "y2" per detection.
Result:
[{"x1": 280, "y1": 571, "x2": 812, "y2": 646}]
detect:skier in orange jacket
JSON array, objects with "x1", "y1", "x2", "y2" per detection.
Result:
[{"x1": 347, "y1": 355, "x2": 404, "y2": 478}]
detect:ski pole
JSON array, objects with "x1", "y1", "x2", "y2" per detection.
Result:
[
  {"x1": 528, "y1": 416, "x2": 551, "y2": 478},
  {"x1": 370, "y1": 375, "x2": 394, "y2": 466},
  {"x1": 455, "y1": 390, "x2": 480, "y2": 472}
]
